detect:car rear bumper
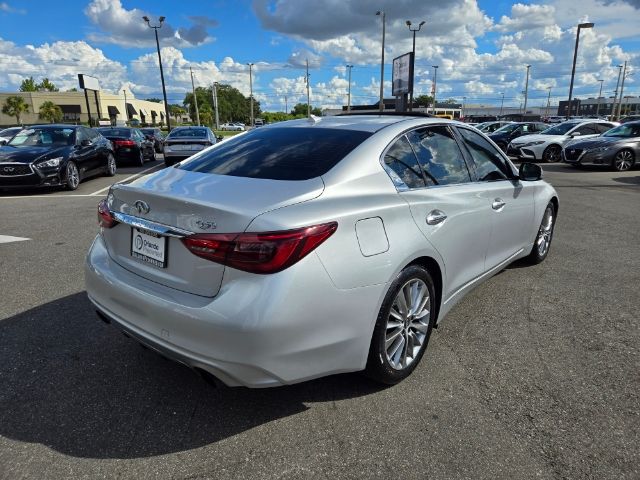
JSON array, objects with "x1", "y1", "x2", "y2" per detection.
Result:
[{"x1": 85, "y1": 234, "x2": 384, "y2": 387}]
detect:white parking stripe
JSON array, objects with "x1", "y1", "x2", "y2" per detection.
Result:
[
  {"x1": 0, "y1": 194, "x2": 98, "y2": 199},
  {"x1": 89, "y1": 163, "x2": 163, "y2": 196},
  {"x1": 0, "y1": 235, "x2": 30, "y2": 244}
]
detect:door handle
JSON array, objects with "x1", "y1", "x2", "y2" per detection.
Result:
[
  {"x1": 492, "y1": 198, "x2": 506, "y2": 210},
  {"x1": 426, "y1": 210, "x2": 447, "y2": 225}
]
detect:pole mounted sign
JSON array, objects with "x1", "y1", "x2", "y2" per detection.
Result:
[
  {"x1": 392, "y1": 52, "x2": 414, "y2": 112},
  {"x1": 78, "y1": 74, "x2": 102, "y2": 127}
]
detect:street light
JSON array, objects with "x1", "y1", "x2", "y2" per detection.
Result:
[
  {"x1": 247, "y1": 63, "x2": 254, "y2": 127},
  {"x1": 143, "y1": 15, "x2": 171, "y2": 130},
  {"x1": 431, "y1": 65, "x2": 438, "y2": 114},
  {"x1": 523, "y1": 65, "x2": 531, "y2": 118},
  {"x1": 567, "y1": 22, "x2": 594, "y2": 119},
  {"x1": 376, "y1": 10, "x2": 386, "y2": 113},
  {"x1": 406, "y1": 19, "x2": 425, "y2": 111},
  {"x1": 346, "y1": 64, "x2": 353, "y2": 111},
  {"x1": 499, "y1": 92, "x2": 505, "y2": 117},
  {"x1": 595, "y1": 79, "x2": 604, "y2": 117}
]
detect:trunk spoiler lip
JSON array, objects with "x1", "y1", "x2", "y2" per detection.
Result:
[{"x1": 111, "y1": 211, "x2": 194, "y2": 238}]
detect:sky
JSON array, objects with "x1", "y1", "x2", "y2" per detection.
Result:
[{"x1": 0, "y1": 0, "x2": 638, "y2": 112}]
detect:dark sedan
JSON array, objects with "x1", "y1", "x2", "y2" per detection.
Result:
[
  {"x1": 140, "y1": 127, "x2": 165, "y2": 153},
  {"x1": 488, "y1": 122, "x2": 548, "y2": 152},
  {"x1": 96, "y1": 127, "x2": 155, "y2": 166},
  {"x1": 562, "y1": 121, "x2": 640, "y2": 172},
  {"x1": 0, "y1": 125, "x2": 115, "y2": 191}
]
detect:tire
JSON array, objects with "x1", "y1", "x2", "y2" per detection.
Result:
[
  {"x1": 136, "y1": 149, "x2": 145, "y2": 167},
  {"x1": 105, "y1": 153, "x2": 116, "y2": 177},
  {"x1": 64, "y1": 161, "x2": 80, "y2": 191},
  {"x1": 542, "y1": 144, "x2": 561, "y2": 163},
  {"x1": 146, "y1": 147, "x2": 155, "y2": 162},
  {"x1": 163, "y1": 156, "x2": 173, "y2": 167},
  {"x1": 365, "y1": 265, "x2": 436, "y2": 385},
  {"x1": 525, "y1": 202, "x2": 556, "y2": 265},
  {"x1": 612, "y1": 149, "x2": 635, "y2": 172}
]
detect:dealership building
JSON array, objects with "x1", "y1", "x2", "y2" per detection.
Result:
[{"x1": 0, "y1": 89, "x2": 177, "y2": 128}]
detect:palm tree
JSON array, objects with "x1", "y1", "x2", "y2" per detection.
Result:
[
  {"x1": 2, "y1": 95, "x2": 30, "y2": 125},
  {"x1": 170, "y1": 104, "x2": 186, "y2": 124},
  {"x1": 38, "y1": 101, "x2": 63, "y2": 123}
]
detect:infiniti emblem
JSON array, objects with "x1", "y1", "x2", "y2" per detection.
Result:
[
  {"x1": 2, "y1": 166, "x2": 14, "y2": 172},
  {"x1": 134, "y1": 200, "x2": 150, "y2": 215}
]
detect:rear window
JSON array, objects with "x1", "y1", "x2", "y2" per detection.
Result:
[
  {"x1": 168, "y1": 128, "x2": 207, "y2": 138},
  {"x1": 97, "y1": 128, "x2": 131, "y2": 137},
  {"x1": 179, "y1": 127, "x2": 372, "y2": 181}
]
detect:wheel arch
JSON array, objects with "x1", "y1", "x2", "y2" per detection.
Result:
[{"x1": 405, "y1": 256, "x2": 443, "y2": 326}]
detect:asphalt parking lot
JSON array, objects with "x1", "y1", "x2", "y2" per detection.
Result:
[{"x1": 0, "y1": 161, "x2": 638, "y2": 479}]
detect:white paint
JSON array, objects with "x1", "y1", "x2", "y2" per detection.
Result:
[{"x1": 0, "y1": 235, "x2": 31, "y2": 244}]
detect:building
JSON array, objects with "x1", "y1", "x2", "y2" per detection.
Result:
[
  {"x1": 557, "y1": 96, "x2": 639, "y2": 117},
  {"x1": 0, "y1": 90, "x2": 174, "y2": 127}
]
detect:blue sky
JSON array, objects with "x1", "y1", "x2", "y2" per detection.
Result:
[{"x1": 0, "y1": 0, "x2": 638, "y2": 111}]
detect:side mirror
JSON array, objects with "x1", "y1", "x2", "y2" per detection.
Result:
[
  {"x1": 519, "y1": 162, "x2": 543, "y2": 181},
  {"x1": 216, "y1": 135, "x2": 223, "y2": 142},
  {"x1": 0, "y1": 139, "x2": 6, "y2": 146},
  {"x1": 570, "y1": 131, "x2": 582, "y2": 137}
]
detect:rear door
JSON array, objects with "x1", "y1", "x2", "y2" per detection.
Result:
[
  {"x1": 74, "y1": 127, "x2": 99, "y2": 174},
  {"x1": 390, "y1": 125, "x2": 492, "y2": 297},
  {"x1": 455, "y1": 126, "x2": 534, "y2": 269}
]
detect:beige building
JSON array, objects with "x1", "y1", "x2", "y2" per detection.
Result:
[{"x1": 0, "y1": 90, "x2": 176, "y2": 127}]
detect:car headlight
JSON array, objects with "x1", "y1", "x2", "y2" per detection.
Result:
[
  {"x1": 592, "y1": 146, "x2": 612, "y2": 153},
  {"x1": 35, "y1": 157, "x2": 63, "y2": 169},
  {"x1": 520, "y1": 141, "x2": 545, "y2": 147}
]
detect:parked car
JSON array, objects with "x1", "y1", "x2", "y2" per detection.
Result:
[
  {"x1": 140, "y1": 128, "x2": 165, "y2": 153},
  {"x1": 0, "y1": 125, "x2": 115, "y2": 191},
  {"x1": 163, "y1": 126, "x2": 217, "y2": 166},
  {"x1": 0, "y1": 127, "x2": 22, "y2": 145},
  {"x1": 475, "y1": 121, "x2": 513, "y2": 133},
  {"x1": 488, "y1": 122, "x2": 548, "y2": 152},
  {"x1": 96, "y1": 127, "x2": 155, "y2": 166},
  {"x1": 508, "y1": 120, "x2": 618, "y2": 162},
  {"x1": 220, "y1": 123, "x2": 244, "y2": 131},
  {"x1": 85, "y1": 115, "x2": 558, "y2": 387},
  {"x1": 544, "y1": 116, "x2": 565, "y2": 124},
  {"x1": 562, "y1": 120, "x2": 640, "y2": 171},
  {"x1": 620, "y1": 115, "x2": 640, "y2": 124}
]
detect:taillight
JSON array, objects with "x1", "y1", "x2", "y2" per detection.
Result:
[
  {"x1": 181, "y1": 222, "x2": 338, "y2": 274},
  {"x1": 97, "y1": 199, "x2": 117, "y2": 228},
  {"x1": 113, "y1": 139, "x2": 135, "y2": 147}
]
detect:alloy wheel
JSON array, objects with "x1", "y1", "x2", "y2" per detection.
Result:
[
  {"x1": 544, "y1": 145, "x2": 560, "y2": 163},
  {"x1": 107, "y1": 155, "x2": 116, "y2": 175},
  {"x1": 66, "y1": 162, "x2": 79, "y2": 189},
  {"x1": 536, "y1": 206, "x2": 554, "y2": 257},
  {"x1": 614, "y1": 150, "x2": 634, "y2": 171},
  {"x1": 385, "y1": 279, "x2": 431, "y2": 370}
]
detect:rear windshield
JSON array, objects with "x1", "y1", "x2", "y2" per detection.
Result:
[
  {"x1": 168, "y1": 128, "x2": 207, "y2": 138},
  {"x1": 97, "y1": 128, "x2": 131, "y2": 137},
  {"x1": 179, "y1": 127, "x2": 372, "y2": 181}
]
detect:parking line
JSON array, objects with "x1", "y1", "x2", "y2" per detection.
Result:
[
  {"x1": 90, "y1": 163, "x2": 163, "y2": 196},
  {"x1": 0, "y1": 194, "x2": 99, "y2": 199},
  {"x1": 0, "y1": 235, "x2": 31, "y2": 244}
]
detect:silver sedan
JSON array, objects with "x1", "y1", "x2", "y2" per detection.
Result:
[{"x1": 85, "y1": 115, "x2": 558, "y2": 387}]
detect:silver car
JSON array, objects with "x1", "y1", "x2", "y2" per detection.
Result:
[{"x1": 85, "y1": 115, "x2": 558, "y2": 387}]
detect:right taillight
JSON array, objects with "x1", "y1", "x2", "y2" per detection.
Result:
[
  {"x1": 97, "y1": 199, "x2": 117, "y2": 228},
  {"x1": 181, "y1": 222, "x2": 338, "y2": 274}
]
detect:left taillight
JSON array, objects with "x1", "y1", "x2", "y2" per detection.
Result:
[
  {"x1": 181, "y1": 222, "x2": 338, "y2": 274},
  {"x1": 97, "y1": 199, "x2": 117, "y2": 228}
]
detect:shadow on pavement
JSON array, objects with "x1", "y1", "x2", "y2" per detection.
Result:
[
  {"x1": 0, "y1": 293, "x2": 384, "y2": 459},
  {"x1": 612, "y1": 175, "x2": 640, "y2": 185}
]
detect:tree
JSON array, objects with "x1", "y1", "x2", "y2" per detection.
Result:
[
  {"x1": 38, "y1": 78, "x2": 59, "y2": 92},
  {"x1": 19, "y1": 77, "x2": 37, "y2": 92},
  {"x1": 38, "y1": 101, "x2": 63, "y2": 123},
  {"x1": 262, "y1": 111, "x2": 294, "y2": 124},
  {"x1": 414, "y1": 95, "x2": 434, "y2": 107},
  {"x1": 66, "y1": 88, "x2": 78, "y2": 92},
  {"x1": 183, "y1": 84, "x2": 261, "y2": 125},
  {"x1": 169, "y1": 104, "x2": 186, "y2": 123},
  {"x1": 145, "y1": 98, "x2": 162, "y2": 103},
  {"x1": 290, "y1": 103, "x2": 321, "y2": 117},
  {"x1": 2, "y1": 95, "x2": 30, "y2": 124}
]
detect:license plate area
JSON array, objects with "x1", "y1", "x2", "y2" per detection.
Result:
[{"x1": 131, "y1": 227, "x2": 167, "y2": 268}]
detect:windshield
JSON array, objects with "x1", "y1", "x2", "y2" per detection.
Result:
[
  {"x1": 602, "y1": 124, "x2": 640, "y2": 138},
  {"x1": 168, "y1": 128, "x2": 207, "y2": 138},
  {"x1": 8, "y1": 127, "x2": 75, "y2": 147},
  {"x1": 540, "y1": 123, "x2": 579, "y2": 135},
  {"x1": 494, "y1": 123, "x2": 520, "y2": 134}
]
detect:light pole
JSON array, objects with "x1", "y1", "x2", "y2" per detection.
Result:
[
  {"x1": 122, "y1": 89, "x2": 128, "y2": 122},
  {"x1": 142, "y1": 15, "x2": 171, "y2": 130},
  {"x1": 189, "y1": 66, "x2": 200, "y2": 126},
  {"x1": 567, "y1": 22, "x2": 594, "y2": 119},
  {"x1": 615, "y1": 61, "x2": 628, "y2": 120},
  {"x1": 406, "y1": 20, "x2": 425, "y2": 111},
  {"x1": 212, "y1": 82, "x2": 219, "y2": 130},
  {"x1": 431, "y1": 65, "x2": 438, "y2": 114},
  {"x1": 346, "y1": 64, "x2": 353, "y2": 111},
  {"x1": 545, "y1": 87, "x2": 552, "y2": 118},
  {"x1": 595, "y1": 79, "x2": 604, "y2": 117},
  {"x1": 376, "y1": 10, "x2": 386, "y2": 113},
  {"x1": 247, "y1": 62, "x2": 254, "y2": 127},
  {"x1": 611, "y1": 64, "x2": 623, "y2": 120},
  {"x1": 499, "y1": 92, "x2": 504, "y2": 117},
  {"x1": 523, "y1": 65, "x2": 531, "y2": 118},
  {"x1": 461, "y1": 96, "x2": 466, "y2": 120}
]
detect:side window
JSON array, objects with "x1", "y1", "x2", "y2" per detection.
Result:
[
  {"x1": 382, "y1": 135, "x2": 426, "y2": 189},
  {"x1": 521, "y1": 125, "x2": 530, "y2": 133},
  {"x1": 457, "y1": 128, "x2": 512, "y2": 182},
  {"x1": 596, "y1": 123, "x2": 613, "y2": 134},
  {"x1": 575, "y1": 124, "x2": 598, "y2": 135},
  {"x1": 76, "y1": 128, "x2": 89, "y2": 144},
  {"x1": 534, "y1": 123, "x2": 546, "y2": 132},
  {"x1": 406, "y1": 126, "x2": 471, "y2": 186},
  {"x1": 87, "y1": 128, "x2": 99, "y2": 141}
]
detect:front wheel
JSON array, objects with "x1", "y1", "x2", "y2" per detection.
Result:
[
  {"x1": 136, "y1": 149, "x2": 145, "y2": 167},
  {"x1": 65, "y1": 161, "x2": 80, "y2": 191},
  {"x1": 612, "y1": 149, "x2": 635, "y2": 172},
  {"x1": 365, "y1": 266, "x2": 436, "y2": 385},
  {"x1": 542, "y1": 144, "x2": 561, "y2": 163},
  {"x1": 525, "y1": 202, "x2": 556, "y2": 264},
  {"x1": 105, "y1": 153, "x2": 116, "y2": 177}
]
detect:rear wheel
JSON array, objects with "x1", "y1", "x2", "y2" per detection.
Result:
[
  {"x1": 365, "y1": 266, "x2": 436, "y2": 385},
  {"x1": 542, "y1": 144, "x2": 561, "y2": 163},
  {"x1": 525, "y1": 202, "x2": 555, "y2": 264},
  {"x1": 612, "y1": 149, "x2": 635, "y2": 172},
  {"x1": 65, "y1": 161, "x2": 80, "y2": 191},
  {"x1": 136, "y1": 149, "x2": 145, "y2": 167},
  {"x1": 105, "y1": 153, "x2": 116, "y2": 177}
]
